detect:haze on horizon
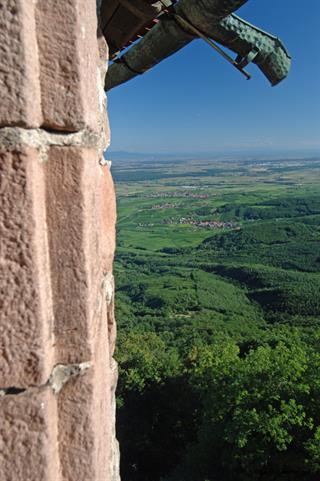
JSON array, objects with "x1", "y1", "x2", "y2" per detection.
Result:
[{"x1": 107, "y1": 0, "x2": 320, "y2": 155}]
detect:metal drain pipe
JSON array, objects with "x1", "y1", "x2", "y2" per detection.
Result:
[{"x1": 105, "y1": 0, "x2": 290, "y2": 91}]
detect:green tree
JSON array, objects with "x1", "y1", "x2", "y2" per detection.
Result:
[{"x1": 179, "y1": 332, "x2": 320, "y2": 481}]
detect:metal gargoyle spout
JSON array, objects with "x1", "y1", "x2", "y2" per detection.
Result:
[{"x1": 103, "y1": 0, "x2": 291, "y2": 91}]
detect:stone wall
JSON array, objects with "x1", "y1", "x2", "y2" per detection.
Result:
[{"x1": 0, "y1": 1, "x2": 119, "y2": 480}]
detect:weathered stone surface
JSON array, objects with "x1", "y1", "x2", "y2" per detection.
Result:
[
  {"x1": 0, "y1": 0, "x2": 42, "y2": 127},
  {"x1": 57, "y1": 324, "x2": 111, "y2": 481},
  {"x1": 43, "y1": 146, "x2": 117, "y2": 481},
  {"x1": 0, "y1": 1, "x2": 119, "y2": 479},
  {"x1": 0, "y1": 148, "x2": 54, "y2": 387},
  {"x1": 100, "y1": 164, "x2": 116, "y2": 272},
  {"x1": 36, "y1": 0, "x2": 100, "y2": 132},
  {"x1": 0, "y1": 388, "x2": 59, "y2": 481},
  {"x1": 45, "y1": 147, "x2": 116, "y2": 363},
  {"x1": 110, "y1": 358, "x2": 121, "y2": 481},
  {"x1": 49, "y1": 362, "x2": 91, "y2": 394},
  {"x1": 97, "y1": 31, "x2": 111, "y2": 150}
]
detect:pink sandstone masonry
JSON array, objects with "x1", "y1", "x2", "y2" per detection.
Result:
[{"x1": 0, "y1": 1, "x2": 120, "y2": 480}]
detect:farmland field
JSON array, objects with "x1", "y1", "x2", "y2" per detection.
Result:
[{"x1": 114, "y1": 155, "x2": 320, "y2": 332}]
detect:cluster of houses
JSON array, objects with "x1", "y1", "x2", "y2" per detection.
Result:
[
  {"x1": 178, "y1": 218, "x2": 237, "y2": 229},
  {"x1": 146, "y1": 191, "x2": 209, "y2": 199},
  {"x1": 138, "y1": 217, "x2": 238, "y2": 229},
  {"x1": 151, "y1": 203, "x2": 176, "y2": 210}
]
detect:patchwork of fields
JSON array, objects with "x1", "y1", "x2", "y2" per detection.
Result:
[
  {"x1": 112, "y1": 154, "x2": 320, "y2": 481},
  {"x1": 114, "y1": 155, "x2": 320, "y2": 334}
]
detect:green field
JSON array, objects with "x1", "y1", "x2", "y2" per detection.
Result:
[{"x1": 112, "y1": 155, "x2": 320, "y2": 481}]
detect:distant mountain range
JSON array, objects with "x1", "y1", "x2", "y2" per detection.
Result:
[{"x1": 105, "y1": 149, "x2": 320, "y2": 162}]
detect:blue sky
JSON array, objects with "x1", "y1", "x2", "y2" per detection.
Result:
[{"x1": 107, "y1": 0, "x2": 320, "y2": 155}]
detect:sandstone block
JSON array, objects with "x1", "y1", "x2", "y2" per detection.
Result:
[
  {"x1": 36, "y1": 0, "x2": 100, "y2": 132},
  {"x1": 0, "y1": 388, "x2": 59, "y2": 481},
  {"x1": 45, "y1": 147, "x2": 116, "y2": 363},
  {"x1": 100, "y1": 164, "x2": 116, "y2": 272},
  {"x1": 0, "y1": 0, "x2": 42, "y2": 127},
  {"x1": 47, "y1": 148, "x2": 118, "y2": 481},
  {"x1": 57, "y1": 330, "x2": 111, "y2": 481},
  {"x1": 0, "y1": 148, "x2": 54, "y2": 388}
]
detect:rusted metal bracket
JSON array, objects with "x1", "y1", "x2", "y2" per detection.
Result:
[
  {"x1": 235, "y1": 47, "x2": 259, "y2": 69},
  {"x1": 173, "y1": 12, "x2": 254, "y2": 80}
]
